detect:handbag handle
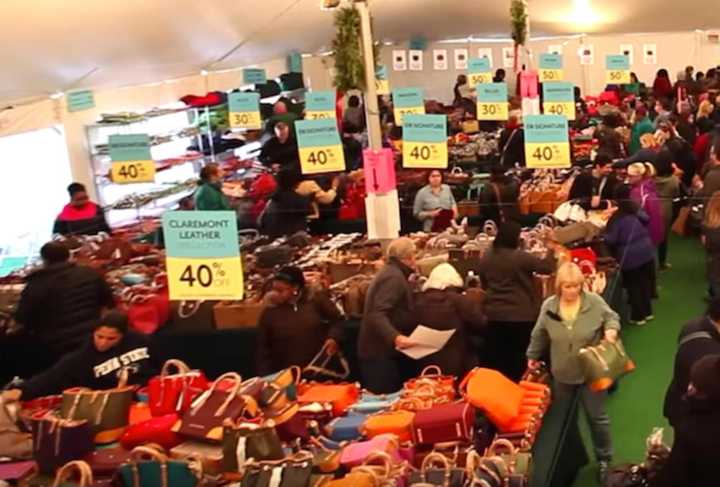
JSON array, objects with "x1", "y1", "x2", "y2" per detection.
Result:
[
  {"x1": 190, "y1": 372, "x2": 242, "y2": 417},
  {"x1": 52, "y1": 460, "x2": 93, "y2": 487},
  {"x1": 419, "y1": 365, "x2": 443, "y2": 378},
  {"x1": 360, "y1": 451, "x2": 393, "y2": 478},
  {"x1": 421, "y1": 451, "x2": 451, "y2": 474},
  {"x1": 160, "y1": 359, "x2": 192, "y2": 377},
  {"x1": 486, "y1": 438, "x2": 518, "y2": 457}
]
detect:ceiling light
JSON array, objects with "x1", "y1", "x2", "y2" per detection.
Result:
[
  {"x1": 200, "y1": 70, "x2": 209, "y2": 76},
  {"x1": 49, "y1": 91, "x2": 64, "y2": 100},
  {"x1": 569, "y1": 0, "x2": 598, "y2": 26},
  {"x1": 320, "y1": 0, "x2": 341, "y2": 10}
]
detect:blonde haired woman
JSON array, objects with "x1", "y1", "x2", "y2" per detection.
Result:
[
  {"x1": 702, "y1": 191, "x2": 720, "y2": 297},
  {"x1": 527, "y1": 262, "x2": 620, "y2": 482},
  {"x1": 413, "y1": 263, "x2": 486, "y2": 377}
]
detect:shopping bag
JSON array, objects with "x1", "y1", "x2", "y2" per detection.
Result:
[
  {"x1": 147, "y1": 359, "x2": 210, "y2": 417},
  {"x1": 578, "y1": 339, "x2": 636, "y2": 392}
]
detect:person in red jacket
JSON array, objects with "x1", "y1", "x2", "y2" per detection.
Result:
[
  {"x1": 53, "y1": 182, "x2": 110, "y2": 236},
  {"x1": 652, "y1": 69, "x2": 674, "y2": 100}
]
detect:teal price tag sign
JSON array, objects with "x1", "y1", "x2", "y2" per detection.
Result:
[
  {"x1": 376, "y1": 65, "x2": 388, "y2": 80},
  {"x1": 403, "y1": 114, "x2": 447, "y2": 143},
  {"x1": 228, "y1": 92, "x2": 260, "y2": 113},
  {"x1": 288, "y1": 52, "x2": 302, "y2": 73},
  {"x1": 162, "y1": 211, "x2": 239, "y2": 259},
  {"x1": 67, "y1": 90, "x2": 95, "y2": 112},
  {"x1": 243, "y1": 68, "x2": 267, "y2": 85},
  {"x1": 295, "y1": 118, "x2": 342, "y2": 148},
  {"x1": 468, "y1": 57, "x2": 491, "y2": 73},
  {"x1": 525, "y1": 115, "x2": 569, "y2": 143},
  {"x1": 478, "y1": 83, "x2": 508, "y2": 103},
  {"x1": 109, "y1": 134, "x2": 151, "y2": 162},
  {"x1": 542, "y1": 82, "x2": 574, "y2": 102},
  {"x1": 539, "y1": 54, "x2": 563, "y2": 70},
  {"x1": 606, "y1": 55, "x2": 630, "y2": 70},
  {"x1": 306, "y1": 91, "x2": 336, "y2": 112},
  {"x1": 392, "y1": 87, "x2": 424, "y2": 108}
]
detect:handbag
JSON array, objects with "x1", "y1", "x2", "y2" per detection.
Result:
[
  {"x1": 404, "y1": 365, "x2": 456, "y2": 402},
  {"x1": 260, "y1": 367, "x2": 301, "y2": 412},
  {"x1": 349, "y1": 390, "x2": 402, "y2": 414},
  {"x1": 120, "y1": 414, "x2": 182, "y2": 450},
  {"x1": 240, "y1": 453, "x2": 313, "y2": 487},
  {"x1": 409, "y1": 452, "x2": 466, "y2": 487},
  {"x1": 325, "y1": 413, "x2": 367, "y2": 442},
  {"x1": 52, "y1": 460, "x2": 94, "y2": 487},
  {"x1": 486, "y1": 439, "x2": 533, "y2": 486},
  {"x1": 297, "y1": 383, "x2": 360, "y2": 417},
  {"x1": 83, "y1": 446, "x2": 132, "y2": 477},
  {"x1": 31, "y1": 414, "x2": 93, "y2": 474},
  {"x1": 169, "y1": 300, "x2": 216, "y2": 332},
  {"x1": 671, "y1": 206, "x2": 691, "y2": 236},
  {"x1": 578, "y1": 339, "x2": 636, "y2": 392},
  {"x1": 178, "y1": 372, "x2": 257, "y2": 442},
  {"x1": 147, "y1": 359, "x2": 210, "y2": 417},
  {"x1": 302, "y1": 342, "x2": 351, "y2": 382},
  {"x1": 221, "y1": 421, "x2": 285, "y2": 472},
  {"x1": 411, "y1": 401, "x2": 475, "y2": 446},
  {"x1": 0, "y1": 397, "x2": 32, "y2": 459},
  {"x1": 339, "y1": 434, "x2": 399, "y2": 468},
  {"x1": 170, "y1": 441, "x2": 224, "y2": 476},
  {"x1": 459, "y1": 368, "x2": 524, "y2": 432},
  {"x1": 361, "y1": 410, "x2": 415, "y2": 442},
  {"x1": 115, "y1": 446, "x2": 201, "y2": 487},
  {"x1": 60, "y1": 372, "x2": 135, "y2": 444}
]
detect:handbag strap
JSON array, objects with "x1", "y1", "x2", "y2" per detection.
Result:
[
  {"x1": 487, "y1": 438, "x2": 518, "y2": 457},
  {"x1": 303, "y1": 343, "x2": 351, "y2": 381},
  {"x1": 421, "y1": 452, "x2": 451, "y2": 479},
  {"x1": 161, "y1": 359, "x2": 192, "y2": 377},
  {"x1": 490, "y1": 184, "x2": 505, "y2": 223},
  {"x1": 52, "y1": 461, "x2": 93, "y2": 487},
  {"x1": 196, "y1": 372, "x2": 242, "y2": 417},
  {"x1": 419, "y1": 365, "x2": 443, "y2": 377},
  {"x1": 178, "y1": 300, "x2": 203, "y2": 319}
]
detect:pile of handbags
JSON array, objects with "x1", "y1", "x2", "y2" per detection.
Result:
[{"x1": 2, "y1": 360, "x2": 551, "y2": 486}]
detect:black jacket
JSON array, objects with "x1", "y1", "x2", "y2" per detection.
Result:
[
  {"x1": 257, "y1": 289, "x2": 344, "y2": 376},
  {"x1": 499, "y1": 128, "x2": 525, "y2": 168},
  {"x1": 259, "y1": 190, "x2": 312, "y2": 238},
  {"x1": 480, "y1": 179, "x2": 521, "y2": 224},
  {"x1": 653, "y1": 398, "x2": 720, "y2": 487},
  {"x1": 358, "y1": 259, "x2": 416, "y2": 359},
  {"x1": 258, "y1": 137, "x2": 299, "y2": 169},
  {"x1": 19, "y1": 332, "x2": 158, "y2": 400},
  {"x1": 53, "y1": 204, "x2": 111, "y2": 236},
  {"x1": 15, "y1": 263, "x2": 115, "y2": 354},
  {"x1": 663, "y1": 316, "x2": 720, "y2": 424}
]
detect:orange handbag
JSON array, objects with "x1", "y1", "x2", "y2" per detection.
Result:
[
  {"x1": 297, "y1": 383, "x2": 360, "y2": 417},
  {"x1": 361, "y1": 410, "x2": 415, "y2": 442},
  {"x1": 460, "y1": 368, "x2": 523, "y2": 432}
]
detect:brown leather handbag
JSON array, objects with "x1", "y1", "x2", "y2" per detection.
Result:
[{"x1": 221, "y1": 420, "x2": 285, "y2": 473}]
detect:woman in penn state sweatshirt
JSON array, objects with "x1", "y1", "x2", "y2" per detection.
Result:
[{"x1": 3, "y1": 311, "x2": 159, "y2": 401}]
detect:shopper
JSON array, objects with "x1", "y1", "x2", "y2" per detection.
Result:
[
  {"x1": 604, "y1": 185, "x2": 656, "y2": 325},
  {"x1": 53, "y1": 182, "x2": 111, "y2": 236},
  {"x1": 654, "y1": 151, "x2": 681, "y2": 270},
  {"x1": 527, "y1": 262, "x2": 620, "y2": 483},
  {"x1": 413, "y1": 263, "x2": 485, "y2": 377},
  {"x1": 258, "y1": 168, "x2": 312, "y2": 238},
  {"x1": 652, "y1": 69, "x2": 674, "y2": 100},
  {"x1": 257, "y1": 266, "x2": 343, "y2": 376},
  {"x1": 358, "y1": 237, "x2": 418, "y2": 393},
  {"x1": 654, "y1": 355, "x2": 720, "y2": 487},
  {"x1": 480, "y1": 165, "x2": 521, "y2": 224},
  {"x1": 499, "y1": 115, "x2": 525, "y2": 168},
  {"x1": 453, "y1": 74, "x2": 474, "y2": 106},
  {"x1": 413, "y1": 170, "x2": 458, "y2": 232},
  {"x1": 594, "y1": 114, "x2": 625, "y2": 159},
  {"x1": 695, "y1": 143, "x2": 720, "y2": 201},
  {"x1": 663, "y1": 298, "x2": 720, "y2": 427},
  {"x1": 696, "y1": 100, "x2": 715, "y2": 135},
  {"x1": 259, "y1": 121, "x2": 300, "y2": 171},
  {"x1": 568, "y1": 153, "x2": 620, "y2": 210},
  {"x1": 15, "y1": 242, "x2": 115, "y2": 357},
  {"x1": 476, "y1": 221, "x2": 557, "y2": 381},
  {"x1": 701, "y1": 191, "x2": 720, "y2": 297},
  {"x1": 629, "y1": 106, "x2": 655, "y2": 155},
  {"x1": 2, "y1": 311, "x2": 157, "y2": 401},
  {"x1": 628, "y1": 162, "x2": 665, "y2": 247},
  {"x1": 653, "y1": 98, "x2": 673, "y2": 131},
  {"x1": 194, "y1": 163, "x2": 231, "y2": 211},
  {"x1": 493, "y1": 69, "x2": 506, "y2": 83},
  {"x1": 342, "y1": 95, "x2": 366, "y2": 132}
]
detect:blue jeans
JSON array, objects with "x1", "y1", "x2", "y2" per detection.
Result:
[{"x1": 554, "y1": 382, "x2": 613, "y2": 462}]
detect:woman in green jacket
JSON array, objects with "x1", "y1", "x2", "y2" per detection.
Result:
[
  {"x1": 194, "y1": 163, "x2": 231, "y2": 211},
  {"x1": 526, "y1": 262, "x2": 621, "y2": 484}
]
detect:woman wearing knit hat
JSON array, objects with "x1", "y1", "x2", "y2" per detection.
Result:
[
  {"x1": 256, "y1": 266, "x2": 344, "y2": 375},
  {"x1": 2, "y1": 311, "x2": 158, "y2": 402},
  {"x1": 653, "y1": 355, "x2": 720, "y2": 486}
]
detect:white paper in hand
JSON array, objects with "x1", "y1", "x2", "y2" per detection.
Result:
[{"x1": 399, "y1": 325, "x2": 456, "y2": 360}]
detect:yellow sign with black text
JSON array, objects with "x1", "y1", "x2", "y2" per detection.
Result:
[
  {"x1": 299, "y1": 145, "x2": 345, "y2": 174},
  {"x1": 606, "y1": 70, "x2": 631, "y2": 84},
  {"x1": 526, "y1": 142, "x2": 571, "y2": 169},
  {"x1": 229, "y1": 111, "x2": 262, "y2": 130},
  {"x1": 469, "y1": 72, "x2": 492, "y2": 86},
  {"x1": 403, "y1": 141, "x2": 448, "y2": 169},
  {"x1": 543, "y1": 102, "x2": 576, "y2": 121},
  {"x1": 539, "y1": 69, "x2": 564, "y2": 82},
  {"x1": 166, "y1": 256, "x2": 244, "y2": 301},
  {"x1": 306, "y1": 110, "x2": 336, "y2": 121},
  {"x1": 111, "y1": 160, "x2": 156, "y2": 184},
  {"x1": 477, "y1": 102, "x2": 509, "y2": 121},
  {"x1": 393, "y1": 106, "x2": 425, "y2": 126},
  {"x1": 375, "y1": 79, "x2": 390, "y2": 95}
]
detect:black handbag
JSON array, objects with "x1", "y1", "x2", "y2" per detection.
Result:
[
  {"x1": 280, "y1": 73, "x2": 304, "y2": 91},
  {"x1": 409, "y1": 452, "x2": 466, "y2": 487},
  {"x1": 169, "y1": 300, "x2": 216, "y2": 333},
  {"x1": 241, "y1": 453, "x2": 313, "y2": 487}
]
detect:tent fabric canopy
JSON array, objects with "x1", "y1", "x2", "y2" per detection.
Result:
[{"x1": 3, "y1": 0, "x2": 717, "y2": 105}]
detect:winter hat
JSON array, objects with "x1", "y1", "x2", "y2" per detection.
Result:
[
  {"x1": 95, "y1": 311, "x2": 129, "y2": 334},
  {"x1": 423, "y1": 263, "x2": 464, "y2": 291},
  {"x1": 274, "y1": 266, "x2": 306, "y2": 289},
  {"x1": 689, "y1": 354, "x2": 720, "y2": 403}
]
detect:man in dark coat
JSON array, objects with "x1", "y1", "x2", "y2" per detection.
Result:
[
  {"x1": 358, "y1": 237, "x2": 418, "y2": 393},
  {"x1": 15, "y1": 242, "x2": 115, "y2": 358},
  {"x1": 663, "y1": 298, "x2": 720, "y2": 426}
]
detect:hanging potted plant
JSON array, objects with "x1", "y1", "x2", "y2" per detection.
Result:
[{"x1": 510, "y1": 0, "x2": 528, "y2": 72}]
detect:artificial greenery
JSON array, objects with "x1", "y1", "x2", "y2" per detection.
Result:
[
  {"x1": 331, "y1": 6, "x2": 379, "y2": 92},
  {"x1": 510, "y1": 0, "x2": 528, "y2": 46}
]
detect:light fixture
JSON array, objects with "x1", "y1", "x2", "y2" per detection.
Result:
[
  {"x1": 320, "y1": 0, "x2": 341, "y2": 10},
  {"x1": 200, "y1": 69, "x2": 209, "y2": 76},
  {"x1": 49, "y1": 91, "x2": 64, "y2": 100},
  {"x1": 569, "y1": 0, "x2": 598, "y2": 26}
]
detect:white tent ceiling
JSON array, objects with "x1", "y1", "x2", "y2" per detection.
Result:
[{"x1": 3, "y1": 0, "x2": 718, "y2": 106}]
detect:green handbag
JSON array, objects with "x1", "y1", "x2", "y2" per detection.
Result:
[
  {"x1": 578, "y1": 338, "x2": 636, "y2": 393},
  {"x1": 116, "y1": 446, "x2": 201, "y2": 487},
  {"x1": 221, "y1": 420, "x2": 285, "y2": 472}
]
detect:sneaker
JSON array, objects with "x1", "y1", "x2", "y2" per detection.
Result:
[
  {"x1": 630, "y1": 319, "x2": 647, "y2": 326},
  {"x1": 646, "y1": 315, "x2": 655, "y2": 321},
  {"x1": 598, "y1": 460, "x2": 610, "y2": 484}
]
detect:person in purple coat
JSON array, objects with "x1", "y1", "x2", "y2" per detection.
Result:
[
  {"x1": 627, "y1": 162, "x2": 665, "y2": 246},
  {"x1": 605, "y1": 184, "x2": 656, "y2": 325}
]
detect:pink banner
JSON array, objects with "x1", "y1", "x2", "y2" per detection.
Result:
[
  {"x1": 520, "y1": 71, "x2": 539, "y2": 98},
  {"x1": 363, "y1": 148, "x2": 396, "y2": 194}
]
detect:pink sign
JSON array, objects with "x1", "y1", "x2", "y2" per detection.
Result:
[
  {"x1": 520, "y1": 71, "x2": 539, "y2": 98},
  {"x1": 363, "y1": 148, "x2": 396, "y2": 194}
]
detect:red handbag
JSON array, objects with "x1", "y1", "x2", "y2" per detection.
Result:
[
  {"x1": 120, "y1": 414, "x2": 182, "y2": 450},
  {"x1": 147, "y1": 359, "x2": 210, "y2": 417},
  {"x1": 338, "y1": 183, "x2": 366, "y2": 220},
  {"x1": 411, "y1": 401, "x2": 475, "y2": 445},
  {"x1": 83, "y1": 446, "x2": 132, "y2": 477},
  {"x1": 177, "y1": 373, "x2": 257, "y2": 443}
]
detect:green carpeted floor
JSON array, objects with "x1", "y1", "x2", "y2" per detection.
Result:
[{"x1": 571, "y1": 235, "x2": 707, "y2": 486}]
